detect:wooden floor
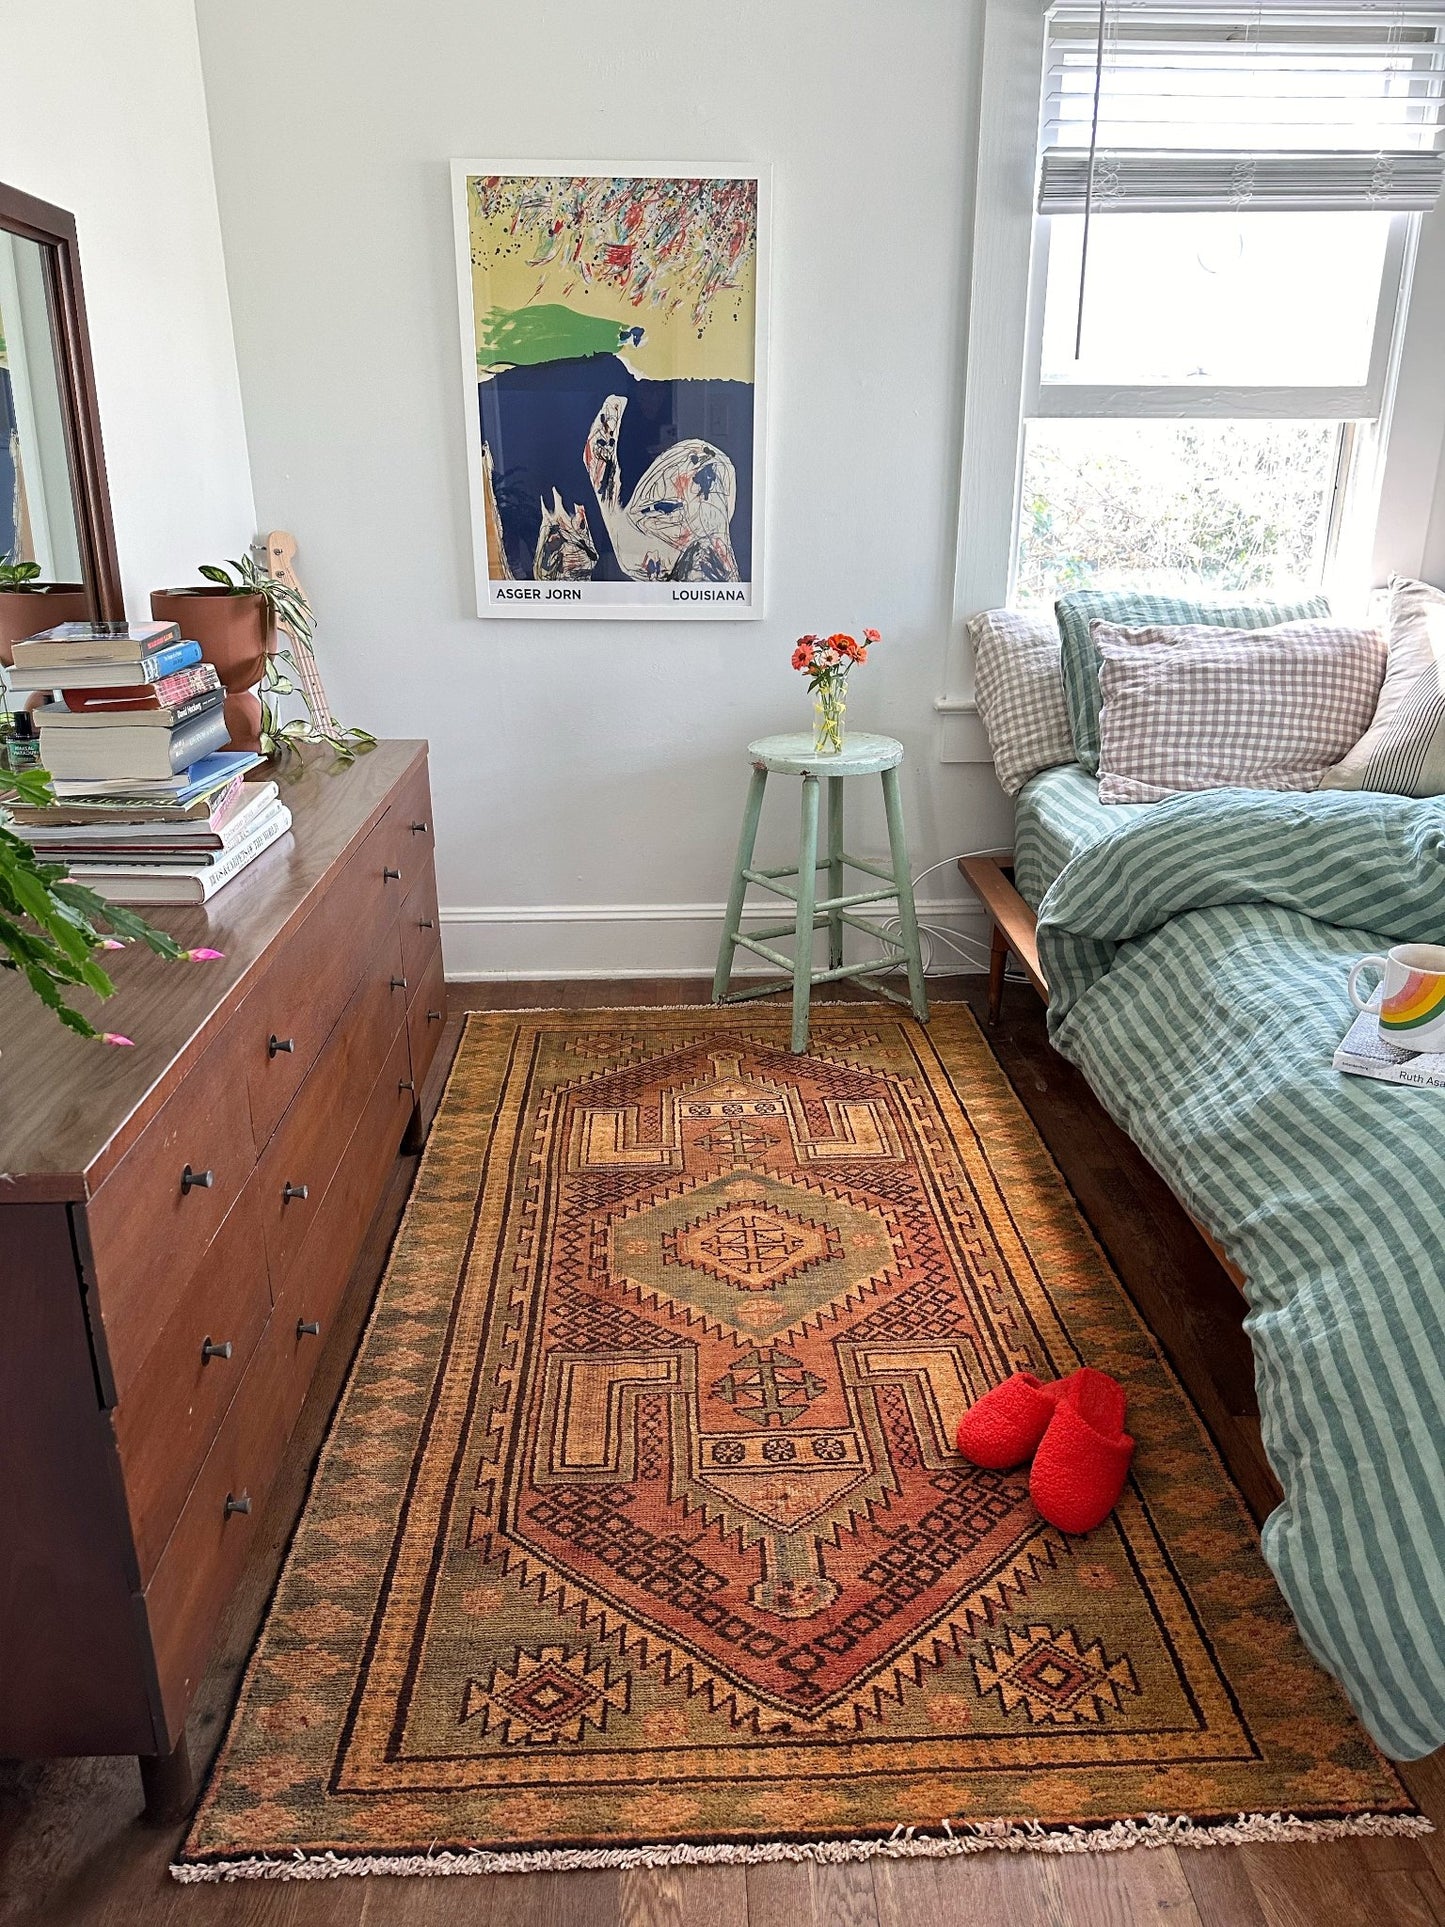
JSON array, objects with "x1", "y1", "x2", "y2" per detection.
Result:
[{"x1": 3, "y1": 974, "x2": 1443, "y2": 1927}]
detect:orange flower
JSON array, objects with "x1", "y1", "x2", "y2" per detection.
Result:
[{"x1": 791, "y1": 644, "x2": 812, "y2": 670}]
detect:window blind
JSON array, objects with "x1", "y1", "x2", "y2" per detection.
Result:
[{"x1": 1039, "y1": 2, "x2": 1445, "y2": 212}]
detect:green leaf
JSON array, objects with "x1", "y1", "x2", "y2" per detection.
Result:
[{"x1": 198, "y1": 562, "x2": 236, "y2": 588}]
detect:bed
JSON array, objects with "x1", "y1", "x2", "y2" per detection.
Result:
[{"x1": 966, "y1": 763, "x2": 1445, "y2": 1762}]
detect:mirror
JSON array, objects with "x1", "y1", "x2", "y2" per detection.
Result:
[
  {"x1": 0, "y1": 179, "x2": 122, "y2": 659},
  {"x1": 0, "y1": 231, "x2": 85, "y2": 584}
]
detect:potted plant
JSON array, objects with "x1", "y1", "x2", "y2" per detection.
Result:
[
  {"x1": 151, "y1": 557, "x2": 373, "y2": 762},
  {"x1": 0, "y1": 762, "x2": 217, "y2": 1044},
  {"x1": 0, "y1": 558, "x2": 90, "y2": 667}
]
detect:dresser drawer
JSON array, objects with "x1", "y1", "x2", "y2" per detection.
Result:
[
  {"x1": 254, "y1": 924, "x2": 407, "y2": 1296},
  {"x1": 86, "y1": 1024, "x2": 256, "y2": 1387},
  {"x1": 381, "y1": 760, "x2": 435, "y2": 896},
  {"x1": 407, "y1": 940, "x2": 447, "y2": 1096},
  {"x1": 273, "y1": 1025, "x2": 416, "y2": 1435},
  {"x1": 142, "y1": 1302, "x2": 291, "y2": 1743},
  {"x1": 241, "y1": 803, "x2": 407, "y2": 1150},
  {"x1": 112, "y1": 1185, "x2": 271, "y2": 1583},
  {"x1": 400, "y1": 864, "x2": 440, "y2": 988}
]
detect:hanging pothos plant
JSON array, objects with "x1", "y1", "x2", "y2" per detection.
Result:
[
  {"x1": 196, "y1": 556, "x2": 375, "y2": 764},
  {"x1": 0, "y1": 765, "x2": 219, "y2": 1043}
]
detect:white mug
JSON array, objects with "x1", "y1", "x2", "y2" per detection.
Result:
[{"x1": 1348, "y1": 942, "x2": 1445, "y2": 1051}]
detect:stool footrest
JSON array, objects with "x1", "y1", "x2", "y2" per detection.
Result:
[
  {"x1": 815, "y1": 885, "x2": 898, "y2": 914},
  {"x1": 733, "y1": 933, "x2": 798, "y2": 972},
  {"x1": 837, "y1": 909, "x2": 906, "y2": 948},
  {"x1": 841, "y1": 852, "x2": 896, "y2": 883}
]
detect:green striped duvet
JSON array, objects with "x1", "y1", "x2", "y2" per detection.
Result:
[{"x1": 1036, "y1": 787, "x2": 1445, "y2": 1759}]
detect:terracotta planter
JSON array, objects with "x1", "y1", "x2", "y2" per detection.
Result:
[
  {"x1": 151, "y1": 586, "x2": 273, "y2": 753},
  {"x1": 0, "y1": 585, "x2": 90, "y2": 668}
]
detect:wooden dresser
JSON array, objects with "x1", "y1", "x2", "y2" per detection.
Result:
[{"x1": 0, "y1": 740, "x2": 445, "y2": 1816}]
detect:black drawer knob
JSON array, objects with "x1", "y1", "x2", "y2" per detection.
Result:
[
  {"x1": 296, "y1": 1319, "x2": 321, "y2": 1339},
  {"x1": 181, "y1": 1164, "x2": 214, "y2": 1194},
  {"x1": 390, "y1": 975, "x2": 407, "y2": 991},
  {"x1": 224, "y1": 1491, "x2": 251, "y2": 1517},
  {"x1": 398, "y1": 1078, "x2": 416, "y2": 1093},
  {"x1": 268, "y1": 1033, "x2": 296, "y2": 1057},
  {"x1": 418, "y1": 917, "x2": 435, "y2": 930},
  {"x1": 427, "y1": 1009, "x2": 442, "y2": 1023},
  {"x1": 383, "y1": 866, "x2": 402, "y2": 882},
  {"x1": 410, "y1": 820, "x2": 429, "y2": 834},
  {"x1": 282, "y1": 1181, "x2": 309, "y2": 1203},
  {"x1": 200, "y1": 1337, "x2": 233, "y2": 1363}
]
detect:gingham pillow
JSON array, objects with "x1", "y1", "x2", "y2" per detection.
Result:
[
  {"x1": 1057, "y1": 589, "x2": 1331, "y2": 774},
  {"x1": 1094, "y1": 619, "x2": 1386, "y2": 804},
  {"x1": 969, "y1": 608, "x2": 1075, "y2": 796}
]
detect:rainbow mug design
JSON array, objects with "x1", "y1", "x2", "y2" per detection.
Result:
[{"x1": 1348, "y1": 943, "x2": 1445, "y2": 1051}]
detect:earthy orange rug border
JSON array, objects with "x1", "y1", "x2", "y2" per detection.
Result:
[{"x1": 174, "y1": 1006, "x2": 1425, "y2": 1880}]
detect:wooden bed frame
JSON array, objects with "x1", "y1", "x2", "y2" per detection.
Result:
[{"x1": 959, "y1": 854, "x2": 1249, "y2": 1296}]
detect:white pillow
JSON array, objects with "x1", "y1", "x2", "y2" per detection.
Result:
[
  {"x1": 969, "y1": 608, "x2": 1075, "y2": 796},
  {"x1": 1319, "y1": 577, "x2": 1445, "y2": 795},
  {"x1": 1094, "y1": 618, "x2": 1385, "y2": 804}
]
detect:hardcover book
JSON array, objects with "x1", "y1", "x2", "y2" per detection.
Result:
[
  {"x1": 1334, "y1": 994, "x2": 1445, "y2": 1089},
  {"x1": 67, "y1": 802, "x2": 293, "y2": 905}
]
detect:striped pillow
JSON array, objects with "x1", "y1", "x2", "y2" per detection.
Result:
[
  {"x1": 1319, "y1": 577, "x2": 1445, "y2": 796},
  {"x1": 1057, "y1": 589, "x2": 1331, "y2": 774},
  {"x1": 968, "y1": 608, "x2": 1075, "y2": 795},
  {"x1": 1094, "y1": 619, "x2": 1385, "y2": 804}
]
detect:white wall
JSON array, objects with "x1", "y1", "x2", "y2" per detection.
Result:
[
  {"x1": 0, "y1": 0, "x2": 255, "y2": 617},
  {"x1": 194, "y1": 0, "x2": 1007, "y2": 978}
]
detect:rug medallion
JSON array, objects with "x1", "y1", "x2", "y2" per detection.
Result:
[{"x1": 179, "y1": 1008, "x2": 1414, "y2": 1873}]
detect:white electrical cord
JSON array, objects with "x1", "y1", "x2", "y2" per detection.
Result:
[{"x1": 874, "y1": 849, "x2": 1030, "y2": 979}]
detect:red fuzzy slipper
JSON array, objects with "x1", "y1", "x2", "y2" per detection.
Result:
[
  {"x1": 1029, "y1": 1366, "x2": 1135, "y2": 1534},
  {"x1": 956, "y1": 1372, "x2": 1060, "y2": 1470}
]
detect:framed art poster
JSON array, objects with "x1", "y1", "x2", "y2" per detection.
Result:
[{"x1": 452, "y1": 162, "x2": 767, "y2": 619}]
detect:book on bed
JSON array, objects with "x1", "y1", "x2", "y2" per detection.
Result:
[{"x1": 1334, "y1": 992, "x2": 1445, "y2": 1090}]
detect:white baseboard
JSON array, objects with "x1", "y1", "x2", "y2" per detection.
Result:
[{"x1": 439, "y1": 897, "x2": 990, "y2": 980}]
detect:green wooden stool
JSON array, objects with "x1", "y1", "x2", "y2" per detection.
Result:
[{"x1": 712, "y1": 732, "x2": 928, "y2": 1052}]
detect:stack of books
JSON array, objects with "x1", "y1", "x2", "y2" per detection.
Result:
[{"x1": 3, "y1": 620, "x2": 291, "y2": 904}]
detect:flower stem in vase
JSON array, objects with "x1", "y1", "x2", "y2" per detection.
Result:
[{"x1": 813, "y1": 673, "x2": 847, "y2": 756}]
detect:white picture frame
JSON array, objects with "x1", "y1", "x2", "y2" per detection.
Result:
[{"x1": 451, "y1": 161, "x2": 769, "y2": 621}]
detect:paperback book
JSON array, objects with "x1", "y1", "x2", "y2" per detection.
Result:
[
  {"x1": 3, "y1": 765, "x2": 256, "y2": 827},
  {"x1": 15, "y1": 782, "x2": 280, "y2": 859},
  {"x1": 5, "y1": 640, "x2": 203, "y2": 691},
  {"x1": 1334, "y1": 991, "x2": 1445, "y2": 1089},
  {"x1": 37, "y1": 703, "x2": 230, "y2": 780},
  {"x1": 44, "y1": 749, "x2": 263, "y2": 802},
  {"x1": 58, "y1": 662, "x2": 221, "y2": 716}
]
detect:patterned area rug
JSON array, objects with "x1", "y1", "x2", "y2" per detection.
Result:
[{"x1": 176, "y1": 1008, "x2": 1420, "y2": 1879}]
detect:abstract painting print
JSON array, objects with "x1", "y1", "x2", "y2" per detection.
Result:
[{"x1": 452, "y1": 164, "x2": 766, "y2": 620}]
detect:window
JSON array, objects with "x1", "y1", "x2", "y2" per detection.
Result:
[{"x1": 1013, "y1": 2, "x2": 1445, "y2": 607}]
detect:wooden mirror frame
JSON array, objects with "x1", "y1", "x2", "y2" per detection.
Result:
[{"x1": 0, "y1": 179, "x2": 122, "y2": 620}]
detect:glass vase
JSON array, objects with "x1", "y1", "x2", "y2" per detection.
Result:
[{"x1": 812, "y1": 676, "x2": 846, "y2": 756}]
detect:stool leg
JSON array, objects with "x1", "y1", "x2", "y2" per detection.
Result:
[
  {"x1": 713, "y1": 763, "x2": 767, "y2": 1002},
  {"x1": 880, "y1": 765, "x2": 928, "y2": 1023},
  {"x1": 826, "y1": 776, "x2": 844, "y2": 970},
  {"x1": 792, "y1": 774, "x2": 820, "y2": 1052}
]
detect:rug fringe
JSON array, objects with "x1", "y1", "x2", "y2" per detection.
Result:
[{"x1": 170, "y1": 1810, "x2": 1432, "y2": 1881}]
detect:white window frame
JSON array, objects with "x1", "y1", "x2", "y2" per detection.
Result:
[{"x1": 938, "y1": 0, "x2": 1445, "y2": 728}]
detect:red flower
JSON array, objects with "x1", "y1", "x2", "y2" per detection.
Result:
[
  {"x1": 863, "y1": 627, "x2": 881, "y2": 644},
  {"x1": 791, "y1": 645, "x2": 812, "y2": 670}
]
